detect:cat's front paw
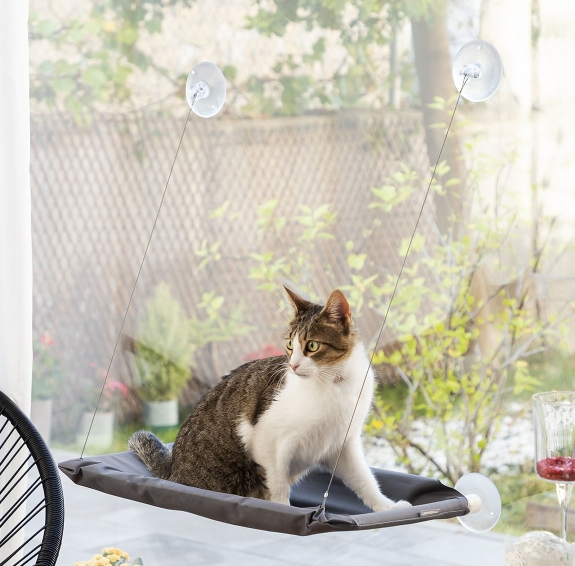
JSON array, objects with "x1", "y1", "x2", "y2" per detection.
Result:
[
  {"x1": 269, "y1": 496, "x2": 291, "y2": 506},
  {"x1": 371, "y1": 498, "x2": 411, "y2": 512},
  {"x1": 391, "y1": 499, "x2": 411, "y2": 510}
]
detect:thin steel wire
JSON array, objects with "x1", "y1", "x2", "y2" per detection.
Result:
[
  {"x1": 80, "y1": 108, "x2": 193, "y2": 458},
  {"x1": 321, "y1": 76, "x2": 470, "y2": 509}
]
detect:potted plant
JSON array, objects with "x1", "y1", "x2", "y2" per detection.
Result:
[
  {"x1": 76, "y1": 365, "x2": 127, "y2": 451},
  {"x1": 134, "y1": 283, "x2": 194, "y2": 427},
  {"x1": 31, "y1": 333, "x2": 63, "y2": 444}
]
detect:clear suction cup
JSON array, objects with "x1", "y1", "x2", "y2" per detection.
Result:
[
  {"x1": 452, "y1": 40, "x2": 503, "y2": 102},
  {"x1": 455, "y1": 473, "x2": 501, "y2": 532},
  {"x1": 186, "y1": 62, "x2": 227, "y2": 118}
]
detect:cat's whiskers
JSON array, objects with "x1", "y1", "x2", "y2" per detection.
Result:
[
  {"x1": 315, "y1": 364, "x2": 346, "y2": 383},
  {"x1": 314, "y1": 365, "x2": 357, "y2": 402},
  {"x1": 269, "y1": 366, "x2": 288, "y2": 388},
  {"x1": 267, "y1": 363, "x2": 288, "y2": 385},
  {"x1": 310, "y1": 368, "x2": 342, "y2": 405},
  {"x1": 262, "y1": 362, "x2": 289, "y2": 397}
]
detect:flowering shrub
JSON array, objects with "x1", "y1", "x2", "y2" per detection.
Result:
[
  {"x1": 74, "y1": 547, "x2": 143, "y2": 566},
  {"x1": 102, "y1": 380, "x2": 128, "y2": 412}
]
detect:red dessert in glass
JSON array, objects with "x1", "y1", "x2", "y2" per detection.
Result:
[{"x1": 537, "y1": 457, "x2": 575, "y2": 482}]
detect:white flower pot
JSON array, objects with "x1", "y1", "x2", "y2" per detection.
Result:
[
  {"x1": 31, "y1": 399, "x2": 53, "y2": 445},
  {"x1": 143, "y1": 399, "x2": 178, "y2": 427},
  {"x1": 76, "y1": 411, "x2": 115, "y2": 451}
]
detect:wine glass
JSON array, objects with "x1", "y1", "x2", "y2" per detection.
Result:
[{"x1": 533, "y1": 391, "x2": 575, "y2": 540}]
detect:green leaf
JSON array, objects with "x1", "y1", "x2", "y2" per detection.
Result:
[
  {"x1": 37, "y1": 19, "x2": 60, "y2": 38},
  {"x1": 223, "y1": 65, "x2": 237, "y2": 81},
  {"x1": 50, "y1": 77, "x2": 75, "y2": 93},
  {"x1": 82, "y1": 67, "x2": 108, "y2": 89},
  {"x1": 313, "y1": 38, "x2": 326, "y2": 57},
  {"x1": 85, "y1": 20, "x2": 103, "y2": 36},
  {"x1": 210, "y1": 200, "x2": 231, "y2": 219},
  {"x1": 210, "y1": 295, "x2": 225, "y2": 311},
  {"x1": 372, "y1": 185, "x2": 396, "y2": 201},
  {"x1": 54, "y1": 60, "x2": 77, "y2": 74},
  {"x1": 117, "y1": 27, "x2": 138, "y2": 45},
  {"x1": 389, "y1": 350, "x2": 402, "y2": 365},
  {"x1": 347, "y1": 254, "x2": 366, "y2": 271},
  {"x1": 398, "y1": 233, "x2": 425, "y2": 257},
  {"x1": 66, "y1": 27, "x2": 85, "y2": 42},
  {"x1": 113, "y1": 65, "x2": 132, "y2": 86},
  {"x1": 131, "y1": 51, "x2": 150, "y2": 72},
  {"x1": 144, "y1": 15, "x2": 163, "y2": 35}
]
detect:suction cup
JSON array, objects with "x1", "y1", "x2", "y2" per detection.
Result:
[
  {"x1": 455, "y1": 473, "x2": 501, "y2": 532},
  {"x1": 452, "y1": 40, "x2": 503, "y2": 102},
  {"x1": 186, "y1": 62, "x2": 227, "y2": 118}
]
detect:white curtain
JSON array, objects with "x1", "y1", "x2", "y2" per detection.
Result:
[
  {"x1": 0, "y1": 4, "x2": 32, "y2": 561},
  {"x1": 0, "y1": 1, "x2": 32, "y2": 414}
]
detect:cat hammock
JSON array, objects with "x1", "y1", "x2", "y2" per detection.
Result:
[
  {"x1": 59, "y1": 42, "x2": 504, "y2": 536},
  {"x1": 59, "y1": 449, "x2": 469, "y2": 536}
]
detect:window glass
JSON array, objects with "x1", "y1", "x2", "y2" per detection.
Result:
[{"x1": 28, "y1": 0, "x2": 575, "y2": 562}]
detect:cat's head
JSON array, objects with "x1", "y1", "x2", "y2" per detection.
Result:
[{"x1": 283, "y1": 287, "x2": 359, "y2": 378}]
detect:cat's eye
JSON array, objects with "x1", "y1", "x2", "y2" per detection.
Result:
[
  {"x1": 285, "y1": 339, "x2": 293, "y2": 350},
  {"x1": 306, "y1": 341, "x2": 320, "y2": 352}
]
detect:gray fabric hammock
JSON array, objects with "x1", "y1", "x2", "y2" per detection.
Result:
[{"x1": 59, "y1": 450, "x2": 469, "y2": 536}]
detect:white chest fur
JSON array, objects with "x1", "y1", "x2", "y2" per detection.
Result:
[{"x1": 238, "y1": 342, "x2": 375, "y2": 482}]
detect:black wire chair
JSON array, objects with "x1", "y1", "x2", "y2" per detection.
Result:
[{"x1": 0, "y1": 391, "x2": 64, "y2": 566}]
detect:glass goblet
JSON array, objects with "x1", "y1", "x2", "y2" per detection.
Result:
[{"x1": 533, "y1": 391, "x2": 575, "y2": 540}]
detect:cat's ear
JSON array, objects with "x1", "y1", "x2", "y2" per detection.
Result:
[
  {"x1": 284, "y1": 286, "x2": 313, "y2": 314},
  {"x1": 321, "y1": 290, "x2": 351, "y2": 327}
]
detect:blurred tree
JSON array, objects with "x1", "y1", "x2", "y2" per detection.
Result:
[
  {"x1": 411, "y1": 2, "x2": 465, "y2": 235},
  {"x1": 245, "y1": 0, "x2": 464, "y2": 230},
  {"x1": 244, "y1": 0, "x2": 411, "y2": 114},
  {"x1": 29, "y1": 0, "x2": 194, "y2": 123},
  {"x1": 30, "y1": 0, "x2": 465, "y2": 229}
]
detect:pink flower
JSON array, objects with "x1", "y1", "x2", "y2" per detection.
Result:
[
  {"x1": 39, "y1": 334, "x2": 54, "y2": 346},
  {"x1": 105, "y1": 380, "x2": 128, "y2": 396}
]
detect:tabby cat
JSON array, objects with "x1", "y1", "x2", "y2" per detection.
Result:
[{"x1": 128, "y1": 288, "x2": 410, "y2": 511}]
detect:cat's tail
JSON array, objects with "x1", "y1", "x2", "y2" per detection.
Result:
[{"x1": 128, "y1": 430, "x2": 172, "y2": 480}]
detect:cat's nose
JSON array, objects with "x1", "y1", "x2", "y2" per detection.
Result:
[{"x1": 290, "y1": 363, "x2": 299, "y2": 372}]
